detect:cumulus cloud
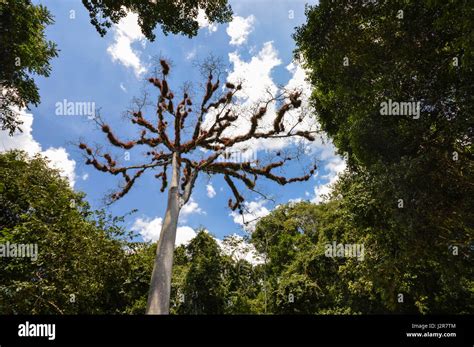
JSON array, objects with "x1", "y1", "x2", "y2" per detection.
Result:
[
  {"x1": 203, "y1": 41, "x2": 285, "y2": 152},
  {"x1": 107, "y1": 12, "x2": 146, "y2": 77},
  {"x1": 311, "y1": 155, "x2": 347, "y2": 204},
  {"x1": 230, "y1": 199, "x2": 270, "y2": 232},
  {"x1": 217, "y1": 234, "x2": 264, "y2": 265},
  {"x1": 197, "y1": 9, "x2": 218, "y2": 33},
  {"x1": 42, "y1": 147, "x2": 76, "y2": 186},
  {"x1": 227, "y1": 41, "x2": 281, "y2": 103},
  {"x1": 0, "y1": 109, "x2": 76, "y2": 186},
  {"x1": 181, "y1": 197, "x2": 205, "y2": 218},
  {"x1": 202, "y1": 42, "x2": 320, "y2": 155},
  {"x1": 131, "y1": 216, "x2": 197, "y2": 246},
  {"x1": 227, "y1": 15, "x2": 256, "y2": 46},
  {"x1": 285, "y1": 61, "x2": 312, "y2": 110},
  {"x1": 132, "y1": 217, "x2": 163, "y2": 243},
  {"x1": 288, "y1": 198, "x2": 303, "y2": 205},
  {"x1": 206, "y1": 184, "x2": 216, "y2": 198},
  {"x1": 0, "y1": 110, "x2": 40, "y2": 155}
]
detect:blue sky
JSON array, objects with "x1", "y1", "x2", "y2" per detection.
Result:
[{"x1": 1, "y1": 0, "x2": 346, "y2": 246}]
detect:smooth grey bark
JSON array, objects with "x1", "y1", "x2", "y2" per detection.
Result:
[{"x1": 146, "y1": 152, "x2": 181, "y2": 314}]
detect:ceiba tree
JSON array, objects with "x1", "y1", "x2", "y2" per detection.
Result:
[{"x1": 79, "y1": 60, "x2": 317, "y2": 314}]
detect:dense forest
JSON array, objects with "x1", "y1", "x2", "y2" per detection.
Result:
[{"x1": 0, "y1": 0, "x2": 472, "y2": 314}]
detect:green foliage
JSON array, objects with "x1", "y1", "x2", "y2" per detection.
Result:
[
  {"x1": 0, "y1": 151, "x2": 132, "y2": 314},
  {"x1": 251, "y1": 202, "x2": 367, "y2": 314},
  {"x1": 219, "y1": 234, "x2": 264, "y2": 314},
  {"x1": 2, "y1": 149, "x2": 469, "y2": 314},
  {"x1": 251, "y1": 196, "x2": 473, "y2": 314},
  {"x1": 0, "y1": 0, "x2": 58, "y2": 135},
  {"x1": 82, "y1": 0, "x2": 233, "y2": 41},
  {"x1": 294, "y1": 0, "x2": 473, "y2": 168},
  {"x1": 119, "y1": 242, "x2": 154, "y2": 314},
  {"x1": 291, "y1": 0, "x2": 473, "y2": 314},
  {"x1": 172, "y1": 230, "x2": 227, "y2": 314},
  {"x1": 121, "y1": 231, "x2": 264, "y2": 315},
  {"x1": 333, "y1": 169, "x2": 474, "y2": 314}
]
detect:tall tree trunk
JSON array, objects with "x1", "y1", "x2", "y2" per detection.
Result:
[{"x1": 146, "y1": 152, "x2": 180, "y2": 314}]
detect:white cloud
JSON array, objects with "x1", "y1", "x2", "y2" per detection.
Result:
[
  {"x1": 229, "y1": 52, "x2": 346, "y2": 201},
  {"x1": 311, "y1": 155, "x2": 347, "y2": 204},
  {"x1": 174, "y1": 226, "x2": 198, "y2": 246},
  {"x1": 0, "y1": 109, "x2": 76, "y2": 186},
  {"x1": 227, "y1": 41, "x2": 281, "y2": 103},
  {"x1": 42, "y1": 147, "x2": 76, "y2": 186},
  {"x1": 230, "y1": 199, "x2": 270, "y2": 232},
  {"x1": 197, "y1": 9, "x2": 218, "y2": 33},
  {"x1": 107, "y1": 12, "x2": 146, "y2": 77},
  {"x1": 119, "y1": 83, "x2": 127, "y2": 92},
  {"x1": 131, "y1": 216, "x2": 197, "y2": 246},
  {"x1": 0, "y1": 110, "x2": 40, "y2": 155},
  {"x1": 203, "y1": 43, "x2": 320, "y2": 155},
  {"x1": 227, "y1": 15, "x2": 256, "y2": 46},
  {"x1": 285, "y1": 61, "x2": 312, "y2": 109},
  {"x1": 206, "y1": 184, "x2": 216, "y2": 198},
  {"x1": 202, "y1": 41, "x2": 284, "y2": 152},
  {"x1": 217, "y1": 234, "x2": 264, "y2": 265},
  {"x1": 288, "y1": 198, "x2": 303, "y2": 205},
  {"x1": 82, "y1": 173, "x2": 89, "y2": 181},
  {"x1": 281, "y1": 61, "x2": 320, "y2": 141},
  {"x1": 132, "y1": 217, "x2": 163, "y2": 242},
  {"x1": 185, "y1": 48, "x2": 197, "y2": 61},
  {"x1": 180, "y1": 197, "x2": 205, "y2": 218},
  {"x1": 279, "y1": 62, "x2": 347, "y2": 184}
]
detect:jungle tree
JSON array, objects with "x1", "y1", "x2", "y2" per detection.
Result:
[
  {"x1": 0, "y1": 151, "x2": 130, "y2": 314},
  {"x1": 0, "y1": 0, "x2": 58, "y2": 135},
  {"x1": 294, "y1": 0, "x2": 474, "y2": 313},
  {"x1": 79, "y1": 59, "x2": 318, "y2": 314}
]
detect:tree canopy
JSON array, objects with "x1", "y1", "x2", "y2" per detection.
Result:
[
  {"x1": 0, "y1": 151, "x2": 130, "y2": 314},
  {"x1": 294, "y1": 0, "x2": 473, "y2": 168},
  {"x1": 0, "y1": 0, "x2": 58, "y2": 135},
  {"x1": 291, "y1": 0, "x2": 474, "y2": 313},
  {"x1": 82, "y1": 0, "x2": 233, "y2": 41}
]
